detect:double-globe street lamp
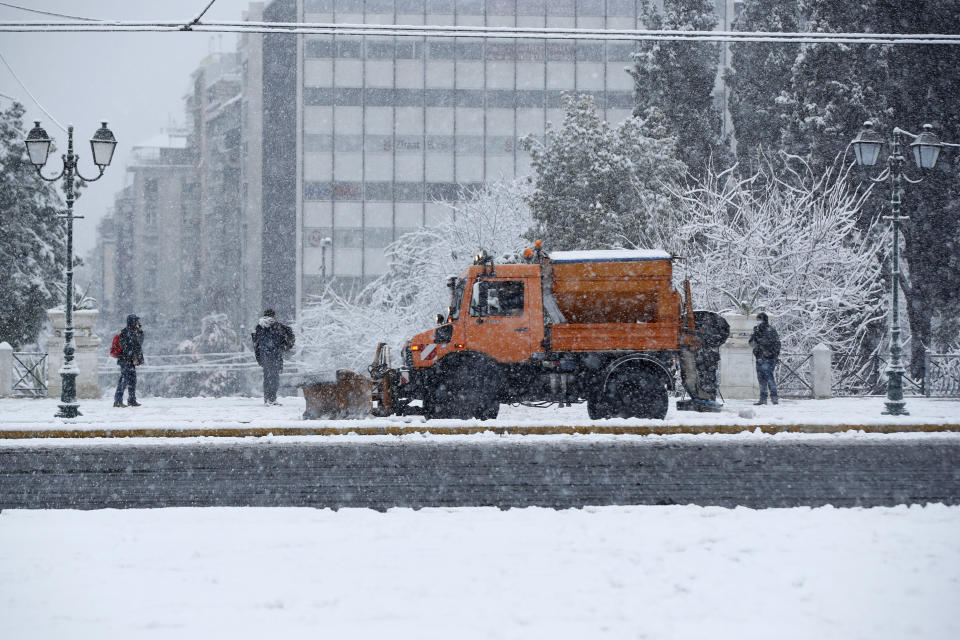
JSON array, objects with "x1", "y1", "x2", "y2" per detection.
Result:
[
  {"x1": 25, "y1": 120, "x2": 117, "y2": 418},
  {"x1": 850, "y1": 120, "x2": 957, "y2": 415}
]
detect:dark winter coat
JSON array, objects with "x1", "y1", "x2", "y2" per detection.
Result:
[
  {"x1": 749, "y1": 322, "x2": 781, "y2": 361},
  {"x1": 252, "y1": 317, "x2": 294, "y2": 368},
  {"x1": 117, "y1": 315, "x2": 145, "y2": 367}
]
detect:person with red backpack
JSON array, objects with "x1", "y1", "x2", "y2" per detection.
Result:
[{"x1": 113, "y1": 314, "x2": 145, "y2": 408}]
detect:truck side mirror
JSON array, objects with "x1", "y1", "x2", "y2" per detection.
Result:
[{"x1": 436, "y1": 313, "x2": 445, "y2": 325}]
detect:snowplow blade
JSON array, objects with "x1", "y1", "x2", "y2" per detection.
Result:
[{"x1": 299, "y1": 370, "x2": 372, "y2": 419}]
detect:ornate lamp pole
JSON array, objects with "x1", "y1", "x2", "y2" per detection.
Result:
[
  {"x1": 25, "y1": 121, "x2": 117, "y2": 418},
  {"x1": 850, "y1": 121, "x2": 956, "y2": 415}
]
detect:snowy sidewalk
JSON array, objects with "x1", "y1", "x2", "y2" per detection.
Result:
[{"x1": 0, "y1": 395, "x2": 958, "y2": 438}]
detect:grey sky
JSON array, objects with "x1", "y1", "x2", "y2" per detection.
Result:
[{"x1": 0, "y1": 1, "x2": 253, "y2": 257}]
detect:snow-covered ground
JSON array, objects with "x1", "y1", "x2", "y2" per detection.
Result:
[
  {"x1": 0, "y1": 504, "x2": 957, "y2": 639},
  {"x1": 1, "y1": 394, "x2": 959, "y2": 434}
]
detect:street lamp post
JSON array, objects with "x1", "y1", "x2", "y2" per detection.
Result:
[
  {"x1": 25, "y1": 121, "x2": 117, "y2": 418},
  {"x1": 319, "y1": 236, "x2": 332, "y2": 282},
  {"x1": 850, "y1": 120, "x2": 956, "y2": 415}
]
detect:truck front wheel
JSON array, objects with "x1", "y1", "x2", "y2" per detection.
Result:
[{"x1": 424, "y1": 358, "x2": 500, "y2": 420}]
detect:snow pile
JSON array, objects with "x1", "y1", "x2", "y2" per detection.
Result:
[{"x1": 0, "y1": 504, "x2": 957, "y2": 638}]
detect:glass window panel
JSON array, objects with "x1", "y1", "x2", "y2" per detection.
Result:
[
  {"x1": 305, "y1": 134, "x2": 334, "y2": 152},
  {"x1": 367, "y1": 0, "x2": 395, "y2": 12},
  {"x1": 305, "y1": 0, "x2": 335, "y2": 11},
  {"x1": 304, "y1": 181, "x2": 334, "y2": 200},
  {"x1": 458, "y1": 0, "x2": 484, "y2": 14},
  {"x1": 488, "y1": 0, "x2": 516, "y2": 15},
  {"x1": 334, "y1": 227, "x2": 364, "y2": 249},
  {"x1": 426, "y1": 0, "x2": 454, "y2": 12},
  {"x1": 517, "y1": 0, "x2": 544, "y2": 15},
  {"x1": 576, "y1": 42, "x2": 604, "y2": 62},
  {"x1": 364, "y1": 182, "x2": 394, "y2": 200},
  {"x1": 455, "y1": 42, "x2": 484, "y2": 60},
  {"x1": 397, "y1": 0, "x2": 424, "y2": 11},
  {"x1": 486, "y1": 41, "x2": 515, "y2": 61},
  {"x1": 395, "y1": 182, "x2": 424, "y2": 201},
  {"x1": 456, "y1": 89, "x2": 484, "y2": 107},
  {"x1": 576, "y1": 0, "x2": 603, "y2": 15},
  {"x1": 608, "y1": 0, "x2": 637, "y2": 17},
  {"x1": 333, "y1": 181, "x2": 363, "y2": 200},
  {"x1": 546, "y1": 0, "x2": 574, "y2": 16},
  {"x1": 516, "y1": 42, "x2": 545, "y2": 61},
  {"x1": 336, "y1": 40, "x2": 362, "y2": 58},
  {"x1": 305, "y1": 38, "x2": 334, "y2": 58},
  {"x1": 429, "y1": 42, "x2": 455, "y2": 59},
  {"x1": 546, "y1": 42, "x2": 576, "y2": 61},
  {"x1": 335, "y1": 0, "x2": 364, "y2": 11},
  {"x1": 366, "y1": 40, "x2": 395, "y2": 59},
  {"x1": 425, "y1": 182, "x2": 458, "y2": 201}
]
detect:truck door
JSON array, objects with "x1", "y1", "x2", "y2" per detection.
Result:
[{"x1": 464, "y1": 276, "x2": 537, "y2": 363}]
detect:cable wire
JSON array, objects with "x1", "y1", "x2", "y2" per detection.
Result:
[
  {"x1": 0, "y1": 1, "x2": 99, "y2": 21},
  {"x1": 182, "y1": 0, "x2": 217, "y2": 31},
  {"x1": 0, "y1": 19, "x2": 959, "y2": 45},
  {"x1": 0, "y1": 50, "x2": 65, "y2": 131}
]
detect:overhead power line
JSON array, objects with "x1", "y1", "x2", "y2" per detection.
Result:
[
  {"x1": 182, "y1": 0, "x2": 218, "y2": 31},
  {"x1": 0, "y1": 1, "x2": 100, "y2": 21},
  {"x1": 1, "y1": 19, "x2": 959, "y2": 45},
  {"x1": 0, "y1": 50, "x2": 65, "y2": 130}
]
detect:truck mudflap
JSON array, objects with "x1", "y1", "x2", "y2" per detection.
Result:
[{"x1": 678, "y1": 311, "x2": 730, "y2": 412}]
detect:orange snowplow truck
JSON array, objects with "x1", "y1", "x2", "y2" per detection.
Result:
[{"x1": 369, "y1": 247, "x2": 728, "y2": 420}]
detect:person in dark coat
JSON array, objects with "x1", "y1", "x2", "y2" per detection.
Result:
[
  {"x1": 114, "y1": 314, "x2": 145, "y2": 407},
  {"x1": 252, "y1": 308, "x2": 295, "y2": 405},
  {"x1": 748, "y1": 312, "x2": 781, "y2": 405}
]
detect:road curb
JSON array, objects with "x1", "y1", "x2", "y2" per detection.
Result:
[{"x1": 0, "y1": 423, "x2": 958, "y2": 439}]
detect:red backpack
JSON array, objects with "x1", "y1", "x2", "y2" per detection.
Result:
[{"x1": 110, "y1": 333, "x2": 123, "y2": 358}]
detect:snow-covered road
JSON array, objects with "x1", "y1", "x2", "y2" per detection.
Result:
[{"x1": 1, "y1": 504, "x2": 958, "y2": 639}]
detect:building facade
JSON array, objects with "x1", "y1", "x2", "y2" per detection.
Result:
[
  {"x1": 262, "y1": 0, "x2": 653, "y2": 320},
  {"x1": 106, "y1": 131, "x2": 196, "y2": 348}
]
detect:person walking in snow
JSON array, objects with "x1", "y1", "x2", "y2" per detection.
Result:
[
  {"x1": 114, "y1": 314, "x2": 145, "y2": 407},
  {"x1": 748, "y1": 312, "x2": 781, "y2": 405},
  {"x1": 252, "y1": 308, "x2": 295, "y2": 405}
]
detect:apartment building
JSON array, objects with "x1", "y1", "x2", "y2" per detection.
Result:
[{"x1": 262, "y1": 0, "x2": 651, "y2": 319}]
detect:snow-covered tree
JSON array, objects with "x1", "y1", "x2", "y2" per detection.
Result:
[
  {"x1": 725, "y1": 0, "x2": 800, "y2": 162},
  {"x1": 776, "y1": 0, "x2": 960, "y2": 378},
  {"x1": 651, "y1": 155, "x2": 889, "y2": 361},
  {"x1": 0, "y1": 102, "x2": 66, "y2": 348},
  {"x1": 629, "y1": 0, "x2": 726, "y2": 176},
  {"x1": 521, "y1": 94, "x2": 685, "y2": 251},
  {"x1": 299, "y1": 180, "x2": 534, "y2": 371}
]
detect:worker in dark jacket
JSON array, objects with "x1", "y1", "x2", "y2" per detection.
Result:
[
  {"x1": 114, "y1": 314, "x2": 145, "y2": 407},
  {"x1": 748, "y1": 312, "x2": 780, "y2": 405},
  {"x1": 252, "y1": 308, "x2": 295, "y2": 405}
]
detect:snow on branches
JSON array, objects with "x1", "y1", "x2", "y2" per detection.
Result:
[
  {"x1": 657, "y1": 156, "x2": 889, "y2": 358},
  {"x1": 299, "y1": 180, "x2": 533, "y2": 372},
  {"x1": 521, "y1": 94, "x2": 685, "y2": 251}
]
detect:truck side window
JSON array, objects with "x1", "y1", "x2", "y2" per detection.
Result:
[{"x1": 470, "y1": 280, "x2": 524, "y2": 317}]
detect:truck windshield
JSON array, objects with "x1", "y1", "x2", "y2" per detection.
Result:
[{"x1": 447, "y1": 278, "x2": 465, "y2": 321}]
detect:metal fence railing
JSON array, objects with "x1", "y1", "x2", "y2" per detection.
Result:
[
  {"x1": 925, "y1": 352, "x2": 960, "y2": 398},
  {"x1": 12, "y1": 352, "x2": 47, "y2": 397}
]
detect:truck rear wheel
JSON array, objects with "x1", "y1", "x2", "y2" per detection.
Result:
[{"x1": 600, "y1": 367, "x2": 668, "y2": 420}]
